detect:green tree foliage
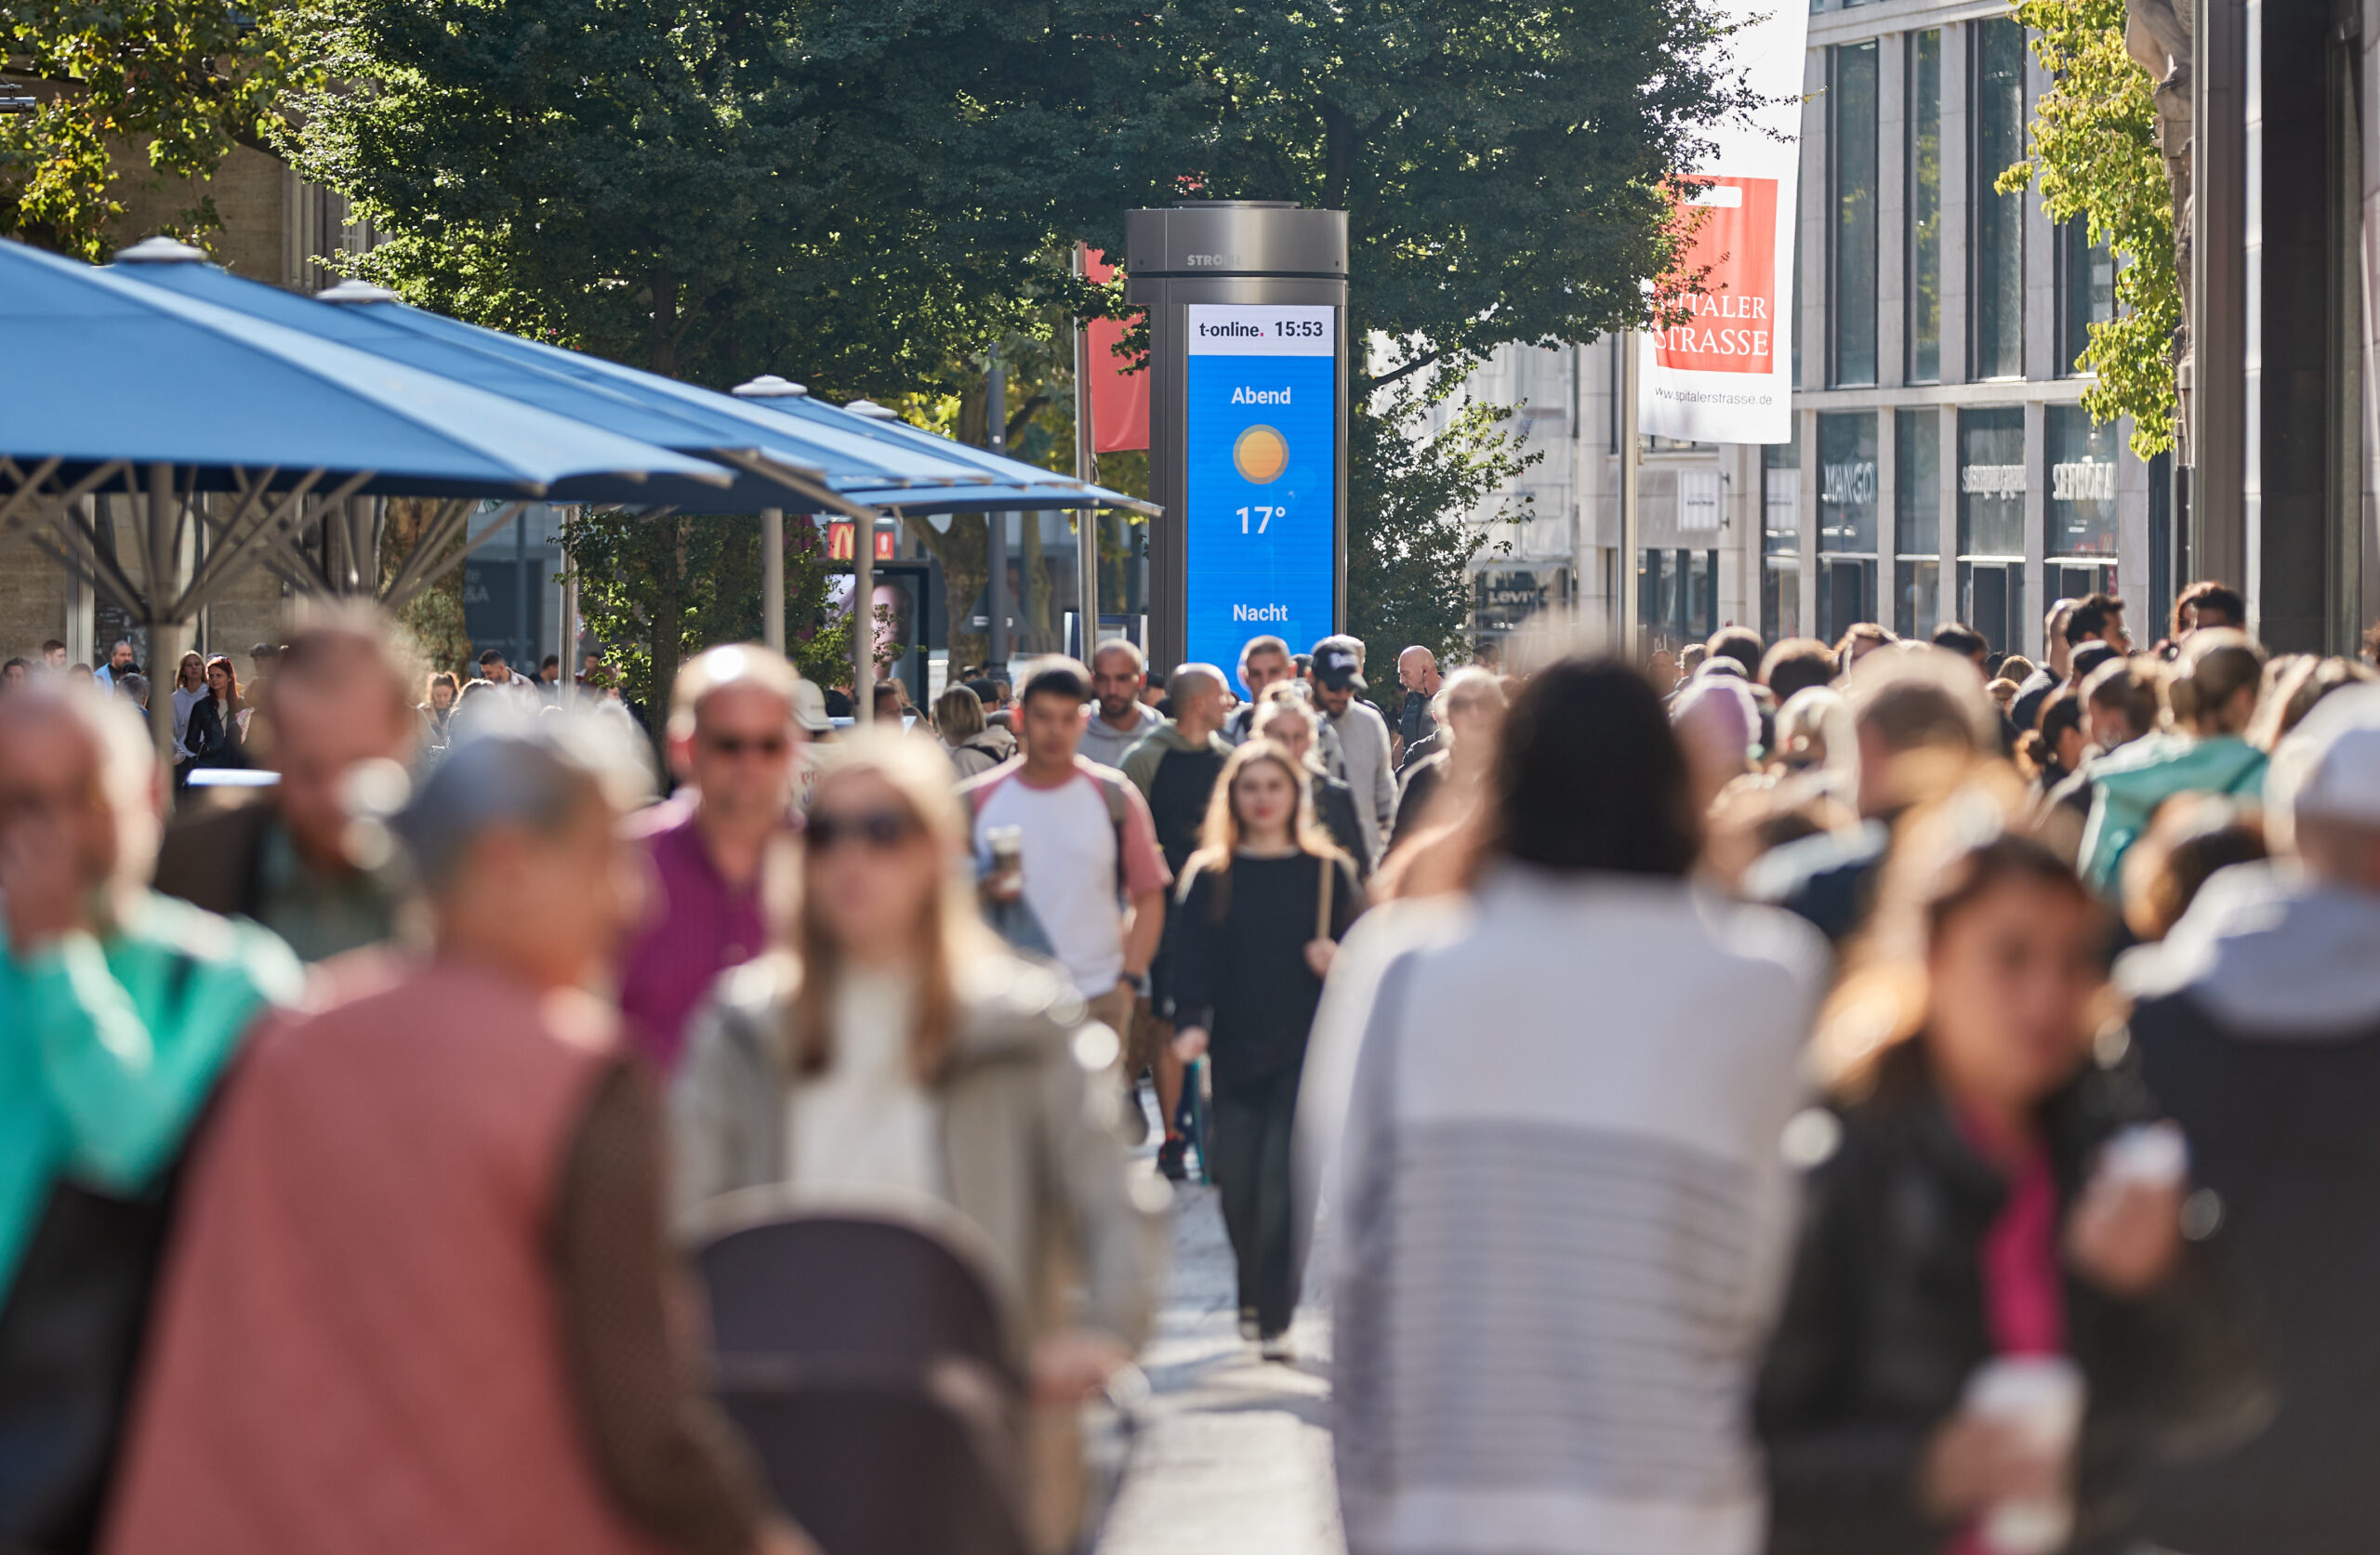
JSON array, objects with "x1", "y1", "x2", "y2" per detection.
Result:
[
  {"x1": 1100, "y1": 0, "x2": 1757, "y2": 398},
  {"x1": 562, "y1": 509, "x2": 855, "y2": 757},
  {"x1": 2, "y1": 0, "x2": 311, "y2": 257},
  {"x1": 292, "y1": 0, "x2": 1752, "y2": 666},
  {"x1": 284, "y1": 0, "x2": 1129, "y2": 389},
  {"x1": 1999, "y1": 0, "x2": 2177, "y2": 456},
  {"x1": 1348, "y1": 387, "x2": 1535, "y2": 694}
]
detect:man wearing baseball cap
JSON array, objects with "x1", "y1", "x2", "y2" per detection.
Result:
[
  {"x1": 2124, "y1": 681, "x2": 2380, "y2": 1554},
  {"x1": 1307, "y1": 637, "x2": 1394, "y2": 869}
]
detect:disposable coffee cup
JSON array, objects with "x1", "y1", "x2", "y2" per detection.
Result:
[
  {"x1": 1961, "y1": 1355, "x2": 2086, "y2": 1555},
  {"x1": 2097, "y1": 1121, "x2": 2189, "y2": 1190}
]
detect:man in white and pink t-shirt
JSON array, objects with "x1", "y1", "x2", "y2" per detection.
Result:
[{"x1": 962, "y1": 658, "x2": 1170, "y2": 1043}]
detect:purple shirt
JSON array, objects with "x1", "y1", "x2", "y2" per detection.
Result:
[{"x1": 616, "y1": 799, "x2": 771, "y2": 1073}]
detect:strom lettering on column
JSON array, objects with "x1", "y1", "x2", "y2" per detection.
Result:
[{"x1": 1183, "y1": 304, "x2": 1338, "y2": 669}]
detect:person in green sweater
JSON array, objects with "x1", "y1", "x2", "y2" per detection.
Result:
[
  {"x1": 0, "y1": 684, "x2": 300, "y2": 1547},
  {"x1": 2081, "y1": 630, "x2": 2270, "y2": 898}
]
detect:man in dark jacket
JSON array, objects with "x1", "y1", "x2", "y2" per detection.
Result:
[
  {"x1": 1119, "y1": 663, "x2": 1233, "y2": 1180},
  {"x1": 2125, "y1": 683, "x2": 2380, "y2": 1555},
  {"x1": 1745, "y1": 652, "x2": 1996, "y2": 944}
]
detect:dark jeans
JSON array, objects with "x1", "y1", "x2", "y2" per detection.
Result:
[{"x1": 1210, "y1": 1064, "x2": 1300, "y2": 1338}]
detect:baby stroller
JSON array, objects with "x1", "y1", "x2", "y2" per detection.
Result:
[{"x1": 691, "y1": 1185, "x2": 1031, "y2": 1555}]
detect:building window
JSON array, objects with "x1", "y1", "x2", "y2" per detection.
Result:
[
  {"x1": 1829, "y1": 41, "x2": 1881, "y2": 387},
  {"x1": 1817, "y1": 412, "x2": 1878, "y2": 638},
  {"x1": 1763, "y1": 439, "x2": 1802, "y2": 640},
  {"x1": 2056, "y1": 218, "x2": 2115, "y2": 376},
  {"x1": 1639, "y1": 548, "x2": 1721, "y2": 647},
  {"x1": 1906, "y1": 30, "x2": 1943, "y2": 383},
  {"x1": 1895, "y1": 408, "x2": 1942, "y2": 639},
  {"x1": 1970, "y1": 17, "x2": 2027, "y2": 381},
  {"x1": 1957, "y1": 406, "x2": 2027, "y2": 652},
  {"x1": 2044, "y1": 404, "x2": 2120, "y2": 600}
]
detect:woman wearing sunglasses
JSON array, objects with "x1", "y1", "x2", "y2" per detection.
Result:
[{"x1": 669, "y1": 731, "x2": 1164, "y2": 1546}]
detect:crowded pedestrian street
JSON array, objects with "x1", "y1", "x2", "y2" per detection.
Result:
[{"x1": 12, "y1": 0, "x2": 2380, "y2": 1545}]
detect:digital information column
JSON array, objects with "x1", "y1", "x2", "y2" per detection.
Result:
[{"x1": 1182, "y1": 303, "x2": 1340, "y2": 671}]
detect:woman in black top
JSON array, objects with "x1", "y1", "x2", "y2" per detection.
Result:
[
  {"x1": 1170, "y1": 740, "x2": 1363, "y2": 1359},
  {"x1": 182, "y1": 654, "x2": 245, "y2": 769}
]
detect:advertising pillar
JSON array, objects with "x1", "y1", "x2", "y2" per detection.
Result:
[{"x1": 1126, "y1": 203, "x2": 1349, "y2": 672}]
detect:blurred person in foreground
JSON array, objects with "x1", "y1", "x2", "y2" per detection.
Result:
[
  {"x1": 153, "y1": 613, "x2": 416, "y2": 962},
  {"x1": 1387, "y1": 665, "x2": 1506, "y2": 853},
  {"x1": 0, "y1": 688, "x2": 300, "y2": 1553},
  {"x1": 1746, "y1": 648, "x2": 1997, "y2": 944},
  {"x1": 1169, "y1": 742, "x2": 1364, "y2": 1361},
  {"x1": 106, "y1": 715, "x2": 811, "y2": 1555},
  {"x1": 2123, "y1": 683, "x2": 2380, "y2": 1554},
  {"x1": 1756, "y1": 793, "x2": 2266, "y2": 1555},
  {"x1": 671, "y1": 731, "x2": 1163, "y2": 1552},
  {"x1": 1331, "y1": 659, "x2": 1830, "y2": 1555},
  {"x1": 617, "y1": 646, "x2": 807, "y2": 1074},
  {"x1": 2079, "y1": 629, "x2": 2268, "y2": 896}
]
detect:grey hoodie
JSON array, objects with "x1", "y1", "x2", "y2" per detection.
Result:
[{"x1": 2119, "y1": 862, "x2": 2380, "y2": 1038}]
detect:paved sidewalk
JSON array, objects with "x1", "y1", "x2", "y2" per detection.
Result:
[{"x1": 1092, "y1": 1175, "x2": 1343, "y2": 1555}]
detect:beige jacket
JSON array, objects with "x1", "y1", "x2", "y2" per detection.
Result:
[{"x1": 668, "y1": 950, "x2": 1166, "y2": 1353}]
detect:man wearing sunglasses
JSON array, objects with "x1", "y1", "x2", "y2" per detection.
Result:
[{"x1": 618, "y1": 644, "x2": 813, "y2": 1073}]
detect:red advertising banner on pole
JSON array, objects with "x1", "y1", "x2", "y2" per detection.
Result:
[
  {"x1": 1638, "y1": 6, "x2": 1809, "y2": 444},
  {"x1": 1082, "y1": 248, "x2": 1149, "y2": 455}
]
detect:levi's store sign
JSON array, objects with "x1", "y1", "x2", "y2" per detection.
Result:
[
  {"x1": 1635, "y1": 0, "x2": 1808, "y2": 445},
  {"x1": 1650, "y1": 178, "x2": 1778, "y2": 373}
]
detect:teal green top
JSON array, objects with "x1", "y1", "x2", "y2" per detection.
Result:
[
  {"x1": 0, "y1": 890, "x2": 303, "y2": 1299},
  {"x1": 2077, "y1": 732, "x2": 2270, "y2": 897}
]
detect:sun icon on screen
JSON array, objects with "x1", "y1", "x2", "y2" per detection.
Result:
[{"x1": 1233, "y1": 425, "x2": 1289, "y2": 484}]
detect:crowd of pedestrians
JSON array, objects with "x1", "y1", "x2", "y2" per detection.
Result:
[{"x1": 5, "y1": 583, "x2": 2380, "y2": 1555}]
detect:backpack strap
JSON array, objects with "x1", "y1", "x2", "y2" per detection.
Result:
[{"x1": 1095, "y1": 769, "x2": 1131, "y2": 899}]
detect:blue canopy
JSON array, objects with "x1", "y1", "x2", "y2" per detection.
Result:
[
  {"x1": 740, "y1": 383, "x2": 1159, "y2": 517},
  {"x1": 0, "y1": 237, "x2": 732, "y2": 504},
  {"x1": 104, "y1": 240, "x2": 1156, "y2": 518}
]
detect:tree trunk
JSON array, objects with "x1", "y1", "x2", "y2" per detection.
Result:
[{"x1": 907, "y1": 512, "x2": 990, "y2": 672}]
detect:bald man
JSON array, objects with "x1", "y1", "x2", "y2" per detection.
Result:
[
  {"x1": 1118, "y1": 663, "x2": 1233, "y2": 1180},
  {"x1": 0, "y1": 687, "x2": 299, "y2": 1540}
]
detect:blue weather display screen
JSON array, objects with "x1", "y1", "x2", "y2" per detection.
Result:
[{"x1": 1183, "y1": 304, "x2": 1338, "y2": 672}]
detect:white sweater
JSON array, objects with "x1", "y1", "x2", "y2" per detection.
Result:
[{"x1": 1329, "y1": 866, "x2": 1828, "y2": 1555}]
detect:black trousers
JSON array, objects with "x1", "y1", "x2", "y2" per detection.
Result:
[{"x1": 1210, "y1": 1064, "x2": 1301, "y2": 1338}]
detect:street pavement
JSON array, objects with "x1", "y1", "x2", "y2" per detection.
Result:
[{"x1": 1091, "y1": 1141, "x2": 1343, "y2": 1555}]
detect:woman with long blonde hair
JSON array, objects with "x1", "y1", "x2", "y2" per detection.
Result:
[
  {"x1": 1169, "y1": 740, "x2": 1363, "y2": 1358},
  {"x1": 668, "y1": 730, "x2": 1162, "y2": 1539}
]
